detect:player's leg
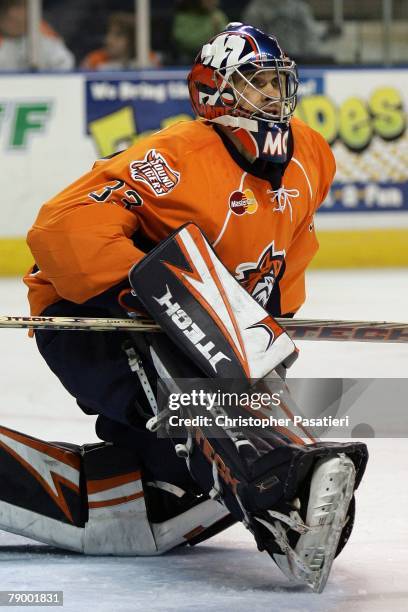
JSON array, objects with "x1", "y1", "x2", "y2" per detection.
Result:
[{"x1": 128, "y1": 223, "x2": 369, "y2": 592}]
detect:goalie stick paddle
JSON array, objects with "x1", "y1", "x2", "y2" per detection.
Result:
[{"x1": 0, "y1": 315, "x2": 407, "y2": 343}]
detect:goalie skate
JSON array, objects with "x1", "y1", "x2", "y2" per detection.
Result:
[{"x1": 269, "y1": 453, "x2": 356, "y2": 592}]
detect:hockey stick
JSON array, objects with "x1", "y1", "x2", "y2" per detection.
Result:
[{"x1": 0, "y1": 315, "x2": 407, "y2": 343}]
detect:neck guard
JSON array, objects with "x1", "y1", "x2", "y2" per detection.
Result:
[{"x1": 211, "y1": 115, "x2": 290, "y2": 163}]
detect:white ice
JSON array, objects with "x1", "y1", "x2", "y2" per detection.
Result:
[{"x1": 0, "y1": 270, "x2": 407, "y2": 611}]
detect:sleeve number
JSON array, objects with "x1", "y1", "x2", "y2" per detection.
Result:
[
  {"x1": 121, "y1": 190, "x2": 143, "y2": 209},
  {"x1": 89, "y1": 180, "x2": 143, "y2": 210},
  {"x1": 89, "y1": 180, "x2": 125, "y2": 202}
]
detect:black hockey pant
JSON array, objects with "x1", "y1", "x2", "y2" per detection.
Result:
[{"x1": 35, "y1": 300, "x2": 194, "y2": 491}]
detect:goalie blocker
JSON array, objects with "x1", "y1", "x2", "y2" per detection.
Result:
[{"x1": 129, "y1": 223, "x2": 369, "y2": 592}]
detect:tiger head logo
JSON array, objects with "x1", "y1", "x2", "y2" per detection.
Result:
[{"x1": 235, "y1": 242, "x2": 286, "y2": 307}]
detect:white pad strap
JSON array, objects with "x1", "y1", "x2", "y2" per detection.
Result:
[
  {"x1": 254, "y1": 515, "x2": 312, "y2": 576},
  {"x1": 145, "y1": 480, "x2": 185, "y2": 498},
  {"x1": 124, "y1": 345, "x2": 158, "y2": 415}
]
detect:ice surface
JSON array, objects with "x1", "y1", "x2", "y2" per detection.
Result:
[{"x1": 0, "y1": 270, "x2": 407, "y2": 611}]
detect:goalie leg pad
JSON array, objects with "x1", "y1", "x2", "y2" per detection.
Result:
[
  {"x1": 138, "y1": 312, "x2": 368, "y2": 591},
  {"x1": 0, "y1": 425, "x2": 230, "y2": 555},
  {"x1": 139, "y1": 337, "x2": 368, "y2": 530}
]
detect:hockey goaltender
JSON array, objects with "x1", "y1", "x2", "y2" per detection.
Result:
[{"x1": 0, "y1": 24, "x2": 368, "y2": 593}]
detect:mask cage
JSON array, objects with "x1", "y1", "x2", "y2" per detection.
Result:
[{"x1": 214, "y1": 59, "x2": 298, "y2": 124}]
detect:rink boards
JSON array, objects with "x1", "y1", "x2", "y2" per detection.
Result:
[{"x1": 0, "y1": 68, "x2": 407, "y2": 274}]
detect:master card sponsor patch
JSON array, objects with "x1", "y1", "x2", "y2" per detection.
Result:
[
  {"x1": 229, "y1": 189, "x2": 258, "y2": 216},
  {"x1": 129, "y1": 149, "x2": 180, "y2": 197}
]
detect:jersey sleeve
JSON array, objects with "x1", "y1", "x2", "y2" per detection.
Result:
[
  {"x1": 26, "y1": 130, "x2": 197, "y2": 306},
  {"x1": 27, "y1": 152, "x2": 148, "y2": 305}
]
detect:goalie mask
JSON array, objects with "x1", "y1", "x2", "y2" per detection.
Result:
[{"x1": 188, "y1": 23, "x2": 299, "y2": 163}]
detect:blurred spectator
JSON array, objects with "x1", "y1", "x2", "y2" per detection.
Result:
[
  {"x1": 242, "y1": 0, "x2": 324, "y2": 62},
  {"x1": 81, "y1": 11, "x2": 160, "y2": 70},
  {"x1": 172, "y1": 0, "x2": 229, "y2": 64},
  {"x1": 0, "y1": 0, "x2": 74, "y2": 70}
]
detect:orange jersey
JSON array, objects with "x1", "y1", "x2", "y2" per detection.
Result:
[{"x1": 24, "y1": 117, "x2": 335, "y2": 317}]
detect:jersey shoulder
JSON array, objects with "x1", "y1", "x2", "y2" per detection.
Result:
[
  {"x1": 290, "y1": 117, "x2": 336, "y2": 211},
  {"x1": 291, "y1": 116, "x2": 335, "y2": 178},
  {"x1": 128, "y1": 119, "x2": 218, "y2": 160},
  {"x1": 291, "y1": 116, "x2": 331, "y2": 152},
  {"x1": 98, "y1": 119, "x2": 224, "y2": 184}
]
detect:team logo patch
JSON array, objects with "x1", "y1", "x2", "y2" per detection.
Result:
[
  {"x1": 235, "y1": 241, "x2": 286, "y2": 307},
  {"x1": 130, "y1": 149, "x2": 180, "y2": 197},
  {"x1": 229, "y1": 189, "x2": 258, "y2": 216}
]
